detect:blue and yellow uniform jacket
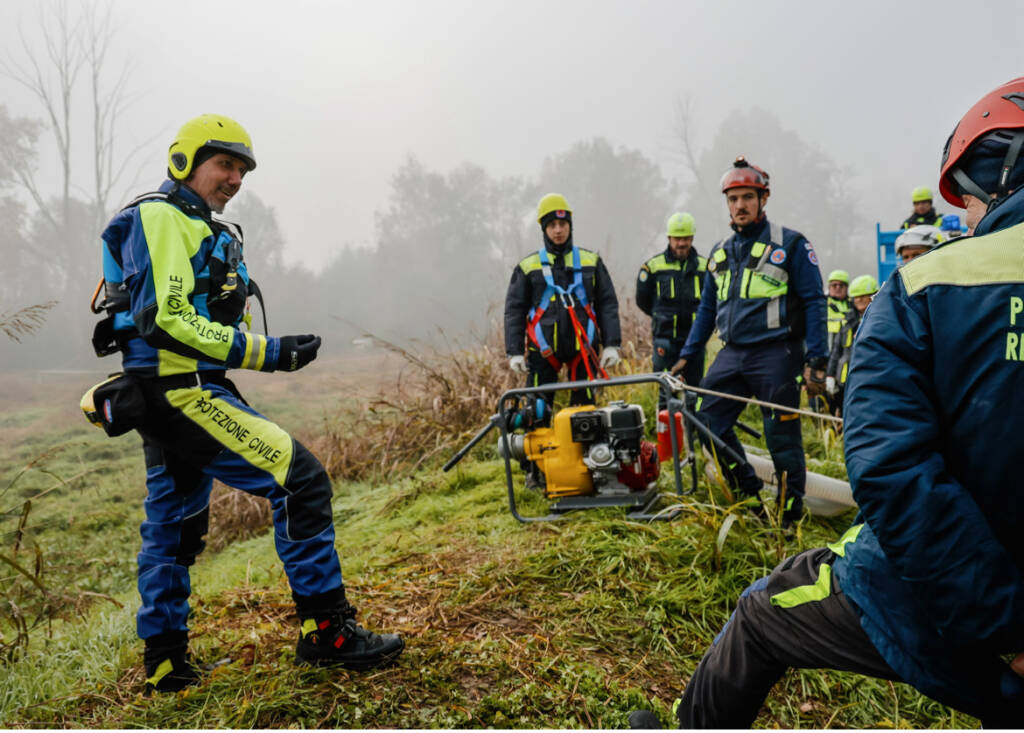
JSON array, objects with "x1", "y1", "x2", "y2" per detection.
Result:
[
  {"x1": 503, "y1": 238, "x2": 620, "y2": 362},
  {"x1": 901, "y1": 209, "x2": 944, "y2": 229},
  {"x1": 835, "y1": 188, "x2": 1024, "y2": 720},
  {"x1": 636, "y1": 247, "x2": 706, "y2": 342},
  {"x1": 679, "y1": 217, "x2": 828, "y2": 361},
  {"x1": 101, "y1": 180, "x2": 279, "y2": 376}
]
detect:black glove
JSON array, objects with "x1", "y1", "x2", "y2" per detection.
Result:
[{"x1": 277, "y1": 334, "x2": 321, "y2": 372}]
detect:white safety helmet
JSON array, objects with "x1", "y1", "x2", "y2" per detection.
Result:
[{"x1": 895, "y1": 225, "x2": 945, "y2": 255}]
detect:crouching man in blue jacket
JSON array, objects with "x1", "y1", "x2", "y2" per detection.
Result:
[{"x1": 630, "y1": 77, "x2": 1024, "y2": 728}]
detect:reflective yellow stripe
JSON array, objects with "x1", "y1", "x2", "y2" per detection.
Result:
[
  {"x1": 770, "y1": 562, "x2": 832, "y2": 608},
  {"x1": 647, "y1": 254, "x2": 681, "y2": 273},
  {"x1": 900, "y1": 222, "x2": 1024, "y2": 295},
  {"x1": 165, "y1": 386, "x2": 293, "y2": 486},
  {"x1": 146, "y1": 658, "x2": 174, "y2": 687},
  {"x1": 750, "y1": 241, "x2": 767, "y2": 257},
  {"x1": 826, "y1": 523, "x2": 864, "y2": 557},
  {"x1": 519, "y1": 253, "x2": 542, "y2": 274},
  {"x1": 158, "y1": 350, "x2": 198, "y2": 377},
  {"x1": 243, "y1": 334, "x2": 268, "y2": 370},
  {"x1": 242, "y1": 332, "x2": 254, "y2": 367}
]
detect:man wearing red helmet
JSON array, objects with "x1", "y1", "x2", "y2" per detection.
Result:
[
  {"x1": 630, "y1": 78, "x2": 1024, "y2": 729},
  {"x1": 670, "y1": 157, "x2": 829, "y2": 527}
]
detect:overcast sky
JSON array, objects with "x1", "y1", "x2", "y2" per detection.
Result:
[{"x1": 1, "y1": 0, "x2": 1020, "y2": 267}]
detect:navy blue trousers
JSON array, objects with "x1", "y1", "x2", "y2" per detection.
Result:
[
  {"x1": 134, "y1": 373, "x2": 342, "y2": 640},
  {"x1": 694, "y1": 340, "x2": 805, "y2": 506}
]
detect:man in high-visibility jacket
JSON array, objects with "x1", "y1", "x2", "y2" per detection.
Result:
[
  {"x1": 670, "y1": 157, "x2": 829, "y2": 526},
  {"x1": 900, "y1": 185, "x2": 944, "y2": 229},
  {"x1": 824, "y1": 269, "x2": 851, "y2": 353},
  {"x1": 636, "y1": 212, "x2": 706, "y2": 397},
  {"x1": 631, "y1": 76, "x2": 1024, "y2": 730},
  {"x1": 504, "y1": 193, "x2": 621, "y2": 406},
  {"x1": 825, "y1": 274, "x2": 878, "y2": 415},
  {"x1": 92, "y1": 114, "x2": 403, "y2": 694}
]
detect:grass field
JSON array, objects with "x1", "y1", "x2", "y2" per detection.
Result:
[{"x1": 0, "y1": 353, "x2": 974, "y2": 728}]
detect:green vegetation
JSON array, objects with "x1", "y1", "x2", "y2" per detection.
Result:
[{"x1": 0, "y1": 361, "x2": 972, "y2": 728}]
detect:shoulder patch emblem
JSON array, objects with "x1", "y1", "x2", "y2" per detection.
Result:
[
  {"x1": 808, "y1": 250, "x2": 819, "y2": 266},
  {"x1": 639, "y1": 270, "x2": 649, "y2": 282},
  {"x1": 769, "y1": 249, "x2": 786, "y2": 265}
]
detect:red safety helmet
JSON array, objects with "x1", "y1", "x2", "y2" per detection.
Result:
[
  {"x1": 720, "y1": 156, "x2": 770, "y2": 193},
  {"x1": 939, "y1": 77, "x2": 1024, "y2": 208}
]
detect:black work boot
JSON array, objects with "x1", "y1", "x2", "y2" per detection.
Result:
[
  {"x1": 294, "y1": 589, "x2": 404, "y2": 670},
  {"x1": 143, "y1": 631, "x2": 201, "y2": 694},
  {"x1": 781, "y1": 496, "x2": 804, "y2": 530},
  {"x1": 628, "y1": 709, "x2": 663, "y2": 729}
]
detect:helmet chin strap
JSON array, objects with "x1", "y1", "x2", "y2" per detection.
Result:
[{"x1": 953, "y1": 130, "x2": 1024, "y2": 212}]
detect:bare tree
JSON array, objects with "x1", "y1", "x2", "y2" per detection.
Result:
[
  {"x1": 670, "y1": 96, "x2": 725, "y2": 241},
  {"x1": 1, "y1": 0, "x2": 145, "y2": 233},
  {"x1": 82, "y1": 2, "x2": 151, "y2": 225},
  {"x1": 0, "y1": 0, "x2": 84, "y2": 229}
]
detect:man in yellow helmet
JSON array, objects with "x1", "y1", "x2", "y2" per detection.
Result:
[
  {"x1": 93, "y1": 114, "x2": 403, "y2": 693},
  {"x1": 636, "y1": 212, "x2": 706, "y2": 397},
  {"x1": 825, "y1": 274, "x2": 878, "y2": 415},
  {"x1": 901, "y1": 186, "x2": 944, "y2": 229},
  {"x1": 504, "y1": 193, "x2": 621, "y2": 407},
  {"x1": 824, "y1": 269, "x2": 851, "y2": 350}
]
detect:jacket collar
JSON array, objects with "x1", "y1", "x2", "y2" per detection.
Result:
[{"x1": 159, "y1": 179, "x2": 213, "y2": 220}]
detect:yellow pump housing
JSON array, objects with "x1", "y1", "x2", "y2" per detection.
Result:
[{"x1": 522, "y1": 405, "x2": 595, "y2": 498}]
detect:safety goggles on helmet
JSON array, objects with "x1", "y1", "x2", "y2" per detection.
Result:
[{"x1": 720, "y1": 156, "x2": 769, "y2": 193}]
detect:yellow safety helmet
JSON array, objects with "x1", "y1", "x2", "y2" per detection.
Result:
[
  {"x1": 826, "y1": 269, "x2": 850, "y2": 285},
  {"x1": 168, "y1": 114, "x2": 256, "y2": 180},
  {"x1": 849, "y1": 275, "x2": 878, "y2": 298},
  {"x1": 911, "y1": 185, "x2": 933, "y2": 203},
  {"x1": 666, "y1": 212, "x2": 696, "y2": 238},
  {"x1": 537, "y1": 193, "x2": 572, "y2": 224}
]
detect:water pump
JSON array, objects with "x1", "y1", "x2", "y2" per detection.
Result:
[{"x1": 498, "y1": 401, "x2": 660, "y2": 499}]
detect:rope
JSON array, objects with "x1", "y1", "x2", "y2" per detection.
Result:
[{"x1": 661, "y1": 374, "x2": 844, "y2": 425}]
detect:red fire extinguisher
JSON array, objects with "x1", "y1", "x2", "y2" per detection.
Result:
[{"x1": 656, "y1": 409, "x2": 685, "y2": 462}]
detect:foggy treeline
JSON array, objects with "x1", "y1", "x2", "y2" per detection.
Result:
[
  {"x1": 0, "y1": 112, "x2": 875, "y2": 371},
  {"x1": 0, "y1": 6, "x2": 877, "y2": 372}
]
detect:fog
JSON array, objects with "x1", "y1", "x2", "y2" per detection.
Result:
[{"x1": 1, "y1": 0, "x2": 1021, "y2": 369}]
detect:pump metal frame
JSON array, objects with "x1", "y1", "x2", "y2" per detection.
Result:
[{"x1": 444, "y1": 373, "x2": 748, "y2": 523}]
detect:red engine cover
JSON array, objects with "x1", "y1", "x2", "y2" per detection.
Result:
[{"x1": 616, "y1": 440, "x2": 661, "y2": 490}]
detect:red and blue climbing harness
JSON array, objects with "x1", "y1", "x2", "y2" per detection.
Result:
[{"x1": 525, "y1": 246, "x2": 608, "y2": 380}]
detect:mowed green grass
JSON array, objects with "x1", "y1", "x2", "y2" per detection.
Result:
[{"x1": 0, "y1": 370, "x2": 971, "y2": 728}]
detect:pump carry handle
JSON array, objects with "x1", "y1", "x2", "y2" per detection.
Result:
[{"x1": 443, "y1": 415, "x2": 500, "y2": 472}]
